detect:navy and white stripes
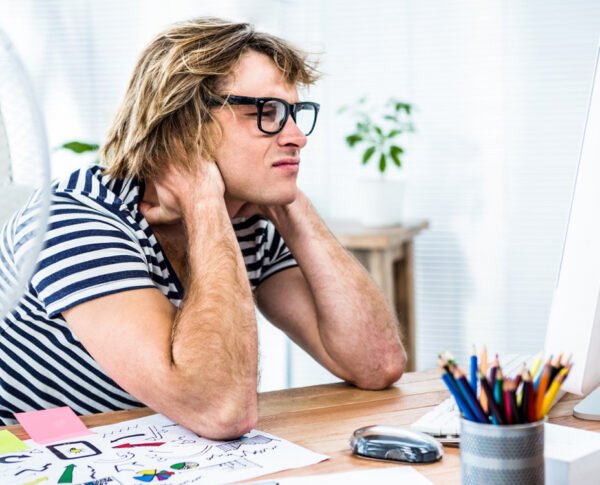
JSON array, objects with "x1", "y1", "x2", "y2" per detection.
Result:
[{"x1": 0, "y1": 166, "x2": 297, "y2": 425}]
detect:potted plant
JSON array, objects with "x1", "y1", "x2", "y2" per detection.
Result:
[{"x1": 340, "y1": 97, "x2": 415, "y2": 226}]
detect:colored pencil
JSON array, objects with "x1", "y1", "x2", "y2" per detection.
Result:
[
  {"x1": 454, "y1": 368, "x2": 488, "y2": 423},
  {"x1": 534, "y1": 356, "x2": 552, "y2": 390},
  {"x1": 541, "y1": 366, "x2": 570, "y2": 418},
  {"x1": 503, "y1": 380, "x2": 514, "y2": 424},
  {"x1": 478, "y1": 371, "x2": 504, "y2": 424},
  {"x1": 470, "y1": 345, "x2": 478, "y2": 393},
  {"x1": 439, "y1": 365, "x2": 477, "y2": 422},
  {"x1": 535, "y1": 361, "x2": 552, "y2": 420},
  {"x1": 480, "y1": 346, "x2": 489, "y2": 413},
  {"x1": 529, "y1": 352, "x2": 543, "y2": 380},
  {"x1": 494, "y1": 369, "x2": 504, "y2": 422}
]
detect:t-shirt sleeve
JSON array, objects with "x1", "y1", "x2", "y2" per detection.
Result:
[
  {"x1": 31, "y1": 208, "x2": 155, "y2": 318},
  {"x1": 258, "y1": 221, "x2": 299, "y2": 285}
]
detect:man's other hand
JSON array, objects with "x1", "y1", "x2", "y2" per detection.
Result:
[{"x1": 140, "y1": 161, "x2": 226, "y2": 225}]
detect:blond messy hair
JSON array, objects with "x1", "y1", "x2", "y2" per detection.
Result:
[{"x1": 100, "y1": 17, "x2": 319, "y2": 180}]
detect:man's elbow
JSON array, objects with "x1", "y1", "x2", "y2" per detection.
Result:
[
  {"x1": 354, "y1": 345, "x2": 407, "y2": 390},
  {"x1": 182, "y1": 393, "x2": 258, "y2": 440}
]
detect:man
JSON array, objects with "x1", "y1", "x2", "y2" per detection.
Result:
[{"x1": 0, "y1": 17, "x2": 406, "y2": 439}]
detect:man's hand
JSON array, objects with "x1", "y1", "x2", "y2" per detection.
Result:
[{"x1": 140, "y1": 161, "x2": 226, "y2": 225}]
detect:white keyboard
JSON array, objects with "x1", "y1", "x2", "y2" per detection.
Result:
[{"x1": 411, "y1": 353, "x2": 532, "y2": 440}]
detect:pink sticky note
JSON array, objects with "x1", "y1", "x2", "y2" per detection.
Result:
[{"x1": 14, "y1": 407, "x2": 92, "y2": 444}]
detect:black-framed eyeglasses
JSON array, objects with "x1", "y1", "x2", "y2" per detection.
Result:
[{"x1": 209, "y1": 95, "x2": 320, "y2": 136}]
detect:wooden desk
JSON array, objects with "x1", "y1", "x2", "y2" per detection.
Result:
[
  {"x1": 3, "y1": 371, "x2": 597, "y2": 484},
  {"x1": 328, "y1": 220, "x2": 429, "y2": 371}
]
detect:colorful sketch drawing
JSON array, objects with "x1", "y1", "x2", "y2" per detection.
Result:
[
  {"x1": 170, "y1": 462, "x2": 198, "y2": 470},
  {"x1": 133, "y1": 469, "x2": 175, "y2": 482},
  {"x1": 217, "y1": 435, "x2": 273, "y2": 452},
  {"x1": 58, "y1": 464, "x2": 75, "y2": 483},
  {"x1": 47, "y1": 441, "x2": 102, "y2": 460},
  {"x1": 79, "y1": 477, "x2": 124, "y2": 485}
]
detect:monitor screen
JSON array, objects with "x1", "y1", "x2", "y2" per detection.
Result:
[{"x1": 545, "y1": 41, "x2": 600, "y2": 396}]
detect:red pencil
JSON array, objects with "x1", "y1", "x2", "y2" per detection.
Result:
[{"x1": 503, "y1": 379, "x2": 514, "y2": 424}]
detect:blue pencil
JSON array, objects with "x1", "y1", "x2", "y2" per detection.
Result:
[
  {"x1": 440, "y1": 368, "x2": 477, "y2": 421},
  {"x1": 454, "y1": 368, "x2": 488, "y2": 423},
  {"x1": 470, "y1": 344, "x2": 478, "y2": 393}
]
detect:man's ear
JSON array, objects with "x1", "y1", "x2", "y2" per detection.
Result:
[{"x1": 138, "y1": 179, "x2": 160, "y2": 221}]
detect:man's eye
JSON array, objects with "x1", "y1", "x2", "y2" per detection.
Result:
[{"x1": 262, "y1": 110, "x2": 277, "y2": 120}]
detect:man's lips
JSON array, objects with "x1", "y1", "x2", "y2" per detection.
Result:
[{"x1": 272, "y1": 158, "x2": 299, "y2": 167}]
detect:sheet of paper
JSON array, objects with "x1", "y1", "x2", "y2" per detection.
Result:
[
  {"x1": 14, "y1": 406, "x2": 92, "y2": 444},
  {"x1": 260, "y1": 466, "x2": 434, "y2": 484},
  {"x1": 0, "y1": 430, "x2": 28, "y2": 454},
  {"x1": 0, "y1": 412, "x2": 328, "y2": 484}
]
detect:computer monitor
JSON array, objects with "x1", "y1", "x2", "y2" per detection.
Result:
[{"x1": 544, "y1": 38, "x2": 600, "y2": 420}]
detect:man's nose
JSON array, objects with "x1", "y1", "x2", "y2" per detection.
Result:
[{"x1": 278, "y1": 116, "x2": 308, "y2": 148}]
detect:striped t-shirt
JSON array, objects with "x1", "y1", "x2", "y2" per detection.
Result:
[{"x1": 0, "y1": 165, "x2": 297, "y2": 425}]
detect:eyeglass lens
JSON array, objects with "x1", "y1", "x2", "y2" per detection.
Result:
[{"x1": 260, "y1": 100, "x2": 317, "y2": 135}]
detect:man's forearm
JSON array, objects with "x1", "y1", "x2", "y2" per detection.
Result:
[
  {"x1": 268, "y1": 194, "x2": 406, "y2": 388},
  {"x1": 170, "y1": 197, "x2": 258, "y2": 429}
]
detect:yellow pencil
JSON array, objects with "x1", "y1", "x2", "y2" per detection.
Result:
[
  {"x1": 541, "y1": 367, "x2": 568, "y2": 417},
  {"x1": 530, "y1": 352, "x2": 543, "y2": 380}
]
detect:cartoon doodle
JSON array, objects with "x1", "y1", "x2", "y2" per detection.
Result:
[
  {"x1": 133, "y1": 469, "x2": 175, "y2": 482},
  {"x1": 100, "y1": 424, "x2": 140, "y2": 439},
  {"x1": 147, "y1": 426, "x2": 164, "y2": 441},
  {"x1": 169, "y1": 436, "x2": 199, "y2": 446},
  {"x1": 170, "y1": 462, "x2": 199, "y2": 471},
  {"x1": 14, "y1": 462, "x2": 51, "y2": 476},
  {"x1": 21, "y1": 477, "x2": 48, "y2": 485},
  {"x1": 145, "y1": 445, "x2": 211, "y2": 462},
  {"x1": 0, "y1": 454, "x2": 31, "y2": 464},
  {"x1": 202, "y1": 443, "x2": 279, "y2": 463},
  {"x1": 95, "y1": 451, "x2": 135, "y2": 463},
  {"x1": 114, "y1": 461, "x2": 148, "y2": 473},
  {"x1": 113, "y1": 441, "x2": 165, "y2": 449},
  {"x1": 58, "y1": 464, "x2": 75, "y2": 483},
  {"x1": 216, "y1": 435, "x2": 273, "y2": 452},
  {"x1": 110, "y1": 434, "x2": 145, "y2": 443},
  {"x1": 88, "y1": 464, "x2": 97, "y2": 479},
  {"x1": 79, "y1": 477, "x2": 124, "y2": 485},
  {"x1": 198, "y1": 457, "x2": 259, "y2": 473},
  {"x1": 47, "y1": 441, "x2": 102, "y2": 460}
]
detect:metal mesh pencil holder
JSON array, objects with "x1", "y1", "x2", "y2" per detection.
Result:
[{"x1": 460, "y1": 418, "x2": 544, "y2": 485}]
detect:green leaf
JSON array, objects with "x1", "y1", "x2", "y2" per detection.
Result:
[
  {"x1": 61, "y1": 141, "x2": 100, "y2": 154},
  {"x1": 390, "y1": 145, "x2": 404, "y2": 167},
  {"x1": 384, "y1": 115, "x2": 398, "y2": 122},
  {"x1": 362, "y1": 146, "x2": 376, "y2": 165},
  {"x1": 374, "y1": 126, "x2": 383, "y2": 137},
  {"x1": 387, "y1": 130, "x2": 402, "y2": 139},
  {"x1": 379, "y1": 153, "x2": 387, "y2": 173},
  {"x1": 345, "y1": 134, "x2": 363, "y2": 147},
  {"x1": 395, "y1": 102, "x2": 412, "y2": 114}
]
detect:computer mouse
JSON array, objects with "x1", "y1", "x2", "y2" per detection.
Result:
[{"x1": 350, "y1": 425, "x2": 444, "y2": 464}]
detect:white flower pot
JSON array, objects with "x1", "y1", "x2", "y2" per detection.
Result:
[{"x1": 356, "y1": 178, "x2": 405, "y2": 227}]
